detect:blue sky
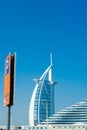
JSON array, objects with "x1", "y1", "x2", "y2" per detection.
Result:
[{"x1": 0, "y1": 0, "x2": 87, "y2": 126}]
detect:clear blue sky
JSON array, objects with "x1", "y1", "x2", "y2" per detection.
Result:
[{"x1": 0, "y1": 0, "x2": 87, "y2": 126}]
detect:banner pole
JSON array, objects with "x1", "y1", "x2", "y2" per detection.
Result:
[{"x1": 7, "y1": 106, "x2": 11, "y2": 130}]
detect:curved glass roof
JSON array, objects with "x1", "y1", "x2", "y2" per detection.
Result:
[{"x1": 41, "y1": 99, "x2": 87, "y2": 125}]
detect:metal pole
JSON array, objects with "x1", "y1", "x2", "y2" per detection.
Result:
[{"x1": 7, "y1": 106, "x2": 11, "y2": 130}]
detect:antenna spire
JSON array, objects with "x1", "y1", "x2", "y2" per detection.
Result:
[{"x1": 49, "y1": 53, "x2": 52, "y2": 82}]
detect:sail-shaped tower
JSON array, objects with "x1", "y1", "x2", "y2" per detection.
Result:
[{"x1": 29, "y1": 54, "x2": 57, "y2": 126}]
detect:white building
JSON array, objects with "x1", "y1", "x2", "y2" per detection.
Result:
[
  {"x1": 29, "y1": 54, "x2": 57, "y2": 126},
  {"x1": 28, "y1": 54, "x2": 87, "y2": 130}
]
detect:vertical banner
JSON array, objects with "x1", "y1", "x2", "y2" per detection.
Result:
[{"x1": 4, "y1": 53, "x2": 15, "y2": 106}]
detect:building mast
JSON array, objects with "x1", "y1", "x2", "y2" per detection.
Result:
[{"x1": 49, "y1": 53, "x2": 52, "y2": 82}]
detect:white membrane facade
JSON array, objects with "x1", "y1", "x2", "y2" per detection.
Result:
[{"x1": 29, "y1": 54, "x2": 57, "y2": 126}]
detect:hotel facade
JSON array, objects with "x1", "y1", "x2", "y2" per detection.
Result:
[{"x1": 29, "y1": 54, "x2": 57, "y2": 126}]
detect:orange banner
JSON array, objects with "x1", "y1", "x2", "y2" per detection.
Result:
[{"x1": 4, "y1": 54, "x2": 11, "y2": 106}]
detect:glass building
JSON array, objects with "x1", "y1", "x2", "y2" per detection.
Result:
[
  {"x1": 29, "y1": 54, "x2": 57, "y2": 126},
  {"x1": 41, "y1": 99, "x2": 87, "y2": 125}
]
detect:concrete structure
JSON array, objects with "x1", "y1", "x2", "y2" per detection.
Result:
[{"x1": 29, "y1": 54, "x2": 57, "y2": 126}]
